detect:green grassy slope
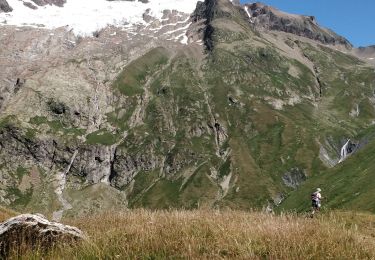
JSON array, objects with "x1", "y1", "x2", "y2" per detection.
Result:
[
  {"x1": 281, "y1": 134, "x2": 375, "y2": 213},
  {"x1": 1, "y1": 0, "x2": 375, "y2": 214},
  {"x1": 112, "y1": 13, "x2": 375, "y2": 210},
  {"x1": 60, "y1": 1, "x2": 375, "y2": 212}
]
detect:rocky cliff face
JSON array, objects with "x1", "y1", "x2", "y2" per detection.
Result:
[
  {"x1": 0, "y1": 0, "x2": 374, "y2": 217},
  {"x1": 0, "y1": 0, "x2": 12, "y2": 12},
  {"x1": 244, "y1": 3, "x2": 352, "y2": 48}
]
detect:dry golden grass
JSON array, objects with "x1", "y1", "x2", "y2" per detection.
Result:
[
  {"x1": 7, "y1": 210, "x2": 375, "y2": 260},
  {"x1": 0, "y1": 206, "x2": 17, "y2": 222}
]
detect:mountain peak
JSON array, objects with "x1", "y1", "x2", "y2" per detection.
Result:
[{"x1": 244, "y1": 2, "x2": 352, "y2": 48}]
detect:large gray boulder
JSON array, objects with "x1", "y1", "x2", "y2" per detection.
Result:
[{"x1": 0, "y1": 214, "x2": 85, "y2": 257}]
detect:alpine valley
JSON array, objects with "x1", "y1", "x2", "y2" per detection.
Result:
[{"x1": 0, "y1": 0, "x2": 374, "y2": 220}]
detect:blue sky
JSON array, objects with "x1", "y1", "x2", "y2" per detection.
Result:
[{"x1": 240, "y1": 0, "x2": 375, "y2": 47}]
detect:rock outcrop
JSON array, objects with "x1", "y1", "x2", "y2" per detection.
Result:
[
  {"x1": 245, "y1": 2, "x2": 352, "y2": 48},
  {"x1": 30, "y1": 0, "x2": 66, "y2": 7},
  {"x1": 282, "y1": 168, "x2": 307, "y2": 189},
  {"x1": 0, "y1": 0, "x2": 12, "y2": 13},
  {"x1": 191, "y1": 0, "x2": 217, "y2": 51},
  {"x1": 191, "y1": 0, "x2": 236, "y2": 51},
  {"x1": 0, "y1": 214, "x2": 84, "y2": 257}
]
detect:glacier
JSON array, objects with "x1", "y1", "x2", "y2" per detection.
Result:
[{"x1": 0, "y1": 0, "x2": 199, "y2": 36}]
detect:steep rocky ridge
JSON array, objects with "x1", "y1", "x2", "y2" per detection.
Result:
[
  {"x1": 244, "y1": 2, "x2": 352, "y2": 48},
  {"x1": 0, "y1": 0, "x2": 374, "y2": 216}
]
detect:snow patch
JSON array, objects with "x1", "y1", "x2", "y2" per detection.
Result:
[
  {"x1": 244, "y1": 6, "x2": 251, "y2": 18},
  {"x1": 0, "y1": 0, "x2": 199, "y2": 36},
  {"x1": 172, "y1": 32, "x2": 189, "y2": 45},
  {"x1": 165, "y1": 21, "x2": 191, "y2": 44},
  {"x1": 149, "y1": 17, "x2": 190, "y2": 32},
  {"x1": 244, "y1": 6, "x2": 253, "y2": 23},
  {"x1": 180, "y1": 35, "x2": 188, "y2": 45},
  {"x1": 163, "y1": 22, "x2": 191, "y2": 35}
]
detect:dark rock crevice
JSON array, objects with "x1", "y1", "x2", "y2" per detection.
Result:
[
  {"x1": 313, "y1": 66, "x2": 323, "y2": 98},
  {"x1": 108, "y1": 147, "x2": 118, "y2": 184},
  {"x1": 298, "y1": 48, "x2": 325, "y2": 98},
  {"x1": 191, "y1": 0, "x2": 234, "y2": 51},
  {"x1": 14, "y1": 78, "x2": 26, "y2": 94},
  {"x1": 192, "y1": 0, "x2": 217, "y2": 51}
]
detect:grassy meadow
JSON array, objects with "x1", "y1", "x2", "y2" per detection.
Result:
[{"x1": 5, "y1": 209, "x2": 375, "y2": 259}]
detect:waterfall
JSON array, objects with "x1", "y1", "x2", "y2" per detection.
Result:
[
  {"x1": 244, "y1": 6, "x2": 254, "y2": 23},
  {"x1": 52, "y1": 150, "x2": 78, "y2": 222},
  {"x1": 338, "y1": 139, "x2": 350, "y2": 163}
]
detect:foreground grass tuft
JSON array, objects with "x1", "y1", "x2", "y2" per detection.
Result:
[
  {"x1": 0, "y1": 207, "x2": 17, "y2": 222},
  {"x1": 7, "y1": 210, "x2": 375, "y2": 259}
]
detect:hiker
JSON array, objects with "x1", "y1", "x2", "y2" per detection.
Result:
[{"x1": 311, "y1": 188, "x2": 322, "y2": 215}]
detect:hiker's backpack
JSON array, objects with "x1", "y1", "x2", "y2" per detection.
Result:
[{"x1": 311, "y1": 192, "x2": 317, "y2": 201}]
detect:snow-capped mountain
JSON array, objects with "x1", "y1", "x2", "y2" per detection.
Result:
[
  {"x1": 0, "y1": 0, "x2": 199, "y2": 38},
  {"x1": 1, "y1": 0, "x2": 375, "y2": 217}
]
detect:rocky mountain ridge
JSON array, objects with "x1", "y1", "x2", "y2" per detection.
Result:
[
  {"x1": 244, "y1": 2, "x2": 352, "y2": 48},
  {"x1": 354, "y1": 45, "x2": 375, "y2": 65}
]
